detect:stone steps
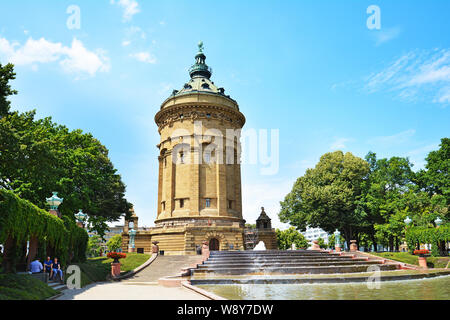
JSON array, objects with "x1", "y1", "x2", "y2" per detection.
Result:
[
  {"x1": 199, "y1": 260, "x2": 383, "y2": 268},
  {"x1": 206, "y1": 257, "x2": 359, "y2": 263},
  {"x1": 193, "y1": 264, "x2": 398, "y2": 275},
  {"x1": 191, "y1": 250, "x2": 400, "y2": 276},
  {"x1": 48, "y1": 280, "x2": 67, "y2": 291}
]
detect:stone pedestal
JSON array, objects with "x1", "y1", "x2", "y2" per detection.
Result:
[
  {"x1": 201, "y1": 242, "x2": 210, "y2": 261},
  {"x1": 311, "y1": 240, "x2": 321, "y2": 251},
  {"x1": 111, "y1": 262, "x2": 121, "y2": 277},
  {"x1": 418, "y1": 256, "x2": 428, "y2": 269},
  {"x1": 152, "y1": 242, "x2": 160, "y2": 254},
  {"x1": 335, "y1": 246, "x2": 341, "y2": 253},
  {"x1": 350, "y1": 240, "x2": 358, "y2": 252}
]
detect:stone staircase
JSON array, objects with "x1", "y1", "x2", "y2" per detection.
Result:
[
  {"x1": 47, "y1": 278, "x2": 67, "y2": 292},
  {"x1": 191, "y1": 250, "x2": 401, "y2": 276}
]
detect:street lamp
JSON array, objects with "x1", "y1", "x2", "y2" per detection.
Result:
[
  {"x1": 46, "y1": 192, "x2": 63, "y2": 217},
  {"x1": 128, "y1": 228, "x2": 137, "y2": 253},
  {"x1": 46, "y1": 192, "x2": 63, "y2": 210},
  {"x1": 403, "y1": 216, "x2": 412, "y2": 253},
  {"x1": 75, "y1": 209, "x2": 87, "y2": 222},
  {"x1": 75, "y1": 209, "x2": 87, "y2": 228},
  {"x1": 435, "y1": 216, "x2": 443, "y2": 227},
  {"x1": 334, "y1": 229, "x2": 341, "y2": 252},
  {"x1": 404, "y1": 216, "x2": 412, "y2": 226}
]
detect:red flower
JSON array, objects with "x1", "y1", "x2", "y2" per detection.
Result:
[
  {"x1": 413, "y1": 249, "x2": 429, "y2": 256},
  {"x1": 107, "y1": 252, "x2": 127, "y2": 259}
]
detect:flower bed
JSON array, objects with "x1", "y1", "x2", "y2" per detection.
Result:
[
  {"x1": 413, "y1": 249, "x2": 430, "y2": 257},
  {"x1": 107, "y1": 252, "x2": 127, "y2": 260}
]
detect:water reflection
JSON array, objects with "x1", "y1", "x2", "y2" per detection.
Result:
[{"x1": 197, "y1": 276, "x2": 450, "y2": 300}]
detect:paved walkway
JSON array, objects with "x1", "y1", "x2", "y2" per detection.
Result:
[
  {"x1": 56, "y1": 282, "x2": 207, "y2": 300},
  {"x1": 125, "y1": 255, "x2": 202, "y2": 283},
  {"x1": 57, "y1": 255, "x2": 207, "y2": 300}
]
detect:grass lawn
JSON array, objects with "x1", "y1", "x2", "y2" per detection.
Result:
[
  {"x1": 75, "y1": 252, "x2": 151, "y2": 287},
  {"x1": 370, "y1": 252, "x2": 450, "y2": 268},
  {"x1": 0, "y1": 274, "x2": 57, "y2": 300}
]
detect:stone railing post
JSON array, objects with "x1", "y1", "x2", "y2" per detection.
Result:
[
  {"x1": 350, "y1": 240, "x2": 358, "y2": 252},
  {"x1": 201, "y1": 241, "x2": 210, "y2": 262}
]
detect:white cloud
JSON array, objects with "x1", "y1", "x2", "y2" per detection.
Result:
[
  {"x1": 367, "y1": 129, "x2": 416, "y2": 147},
  {"x1": 130, "y1": 52, "x2": 156, "y2": 64},
  {"x1": 242, "y1": 179, "x2": 294, "y2": 230},
  {"x1": 407, "y1": 143, "x2": 440, "y2": 170},
  {"x1": 110, "y1": 0, "x2": 140, "y2": 22},
  {"x1": 364, "y1": 49, "x2": 450, "y2": 106},
  {"x1": 372, "y1": 27, "x2": 402, "y2": 46},
  {"x1": 122, "y1": 40, "x2": 131, "y2": 47},
  {"x1": 330, "y1": 137, "x2": 351, "y2": 150},
  {"x1": 0, "y1": 37, "x2": 110, "y2": 77}
]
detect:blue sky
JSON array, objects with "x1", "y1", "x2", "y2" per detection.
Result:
[{"x1": 1, "y1": 0, "x2": 449, "y2": 229}]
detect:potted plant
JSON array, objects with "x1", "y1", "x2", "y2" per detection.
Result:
[
  {"x1": 413, "y1": 249, "x2": 430, "y2": 269},
  {"x1": 107, "y1": 251, "x2": 127, "y2": 263}
]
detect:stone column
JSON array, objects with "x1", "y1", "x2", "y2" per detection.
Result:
[
  {"x1": 311, "y1": 240, "x2": 321, "y2": 251},
  {"x1": 111, "y1": 262, "x2": 121, "y2": 277},
  {"x1": 26, "y1": 235, "x2": 39, "y2": 268},
  {"x1": 201, "y1": 241, "x2": 210, "y2": 262},
  {"x1": 350, "y1": 240, "x2": 358, "y2": 252},
  {"x1": 191, "y1": 149, "x2": 200, "y2": 215},
  {"x1": 152, "y1": 241, "x2": 160, "y2": 254}
]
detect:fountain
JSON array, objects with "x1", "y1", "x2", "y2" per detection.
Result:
[{"x1": 253, "y1": 241, "x2": 266, "y2": 251}]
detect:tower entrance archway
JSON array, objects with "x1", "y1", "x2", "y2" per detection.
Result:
[{"x1": 209, "y1": 238, "x2": 220, "y2": 251}]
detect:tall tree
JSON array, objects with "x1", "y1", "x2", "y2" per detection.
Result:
[
  {"x1": 419, "y1": 138, "x2": 450, "y2": 204},
  {"x1": 0, "y1": 64, "x2": 132, "y2": 236},
  {"x1": 0, "y1": 63, "x2": 17, "y2": 117},
  {"x1": 359, "y1": 153, "x2": 416, "y2": 250},
  {"x1": 279, "y1": 151, "x2": 370, "y2": 248}
]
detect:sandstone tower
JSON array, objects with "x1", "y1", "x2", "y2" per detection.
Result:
[{"x1": 123, "y1": 43, "x2": 247, "y2": 254}]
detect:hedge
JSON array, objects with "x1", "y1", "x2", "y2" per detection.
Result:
[
  {"x1": 0, "y1": 189, "x2": 88, "y2": 267},
  {"x1": 406, "y1": 224, "x2": 450, "y2": 256}
]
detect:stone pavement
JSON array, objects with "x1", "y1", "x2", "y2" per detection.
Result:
[
  {"x1": 125, "y1": 255, "x2": 202, "y2": 283},
  {"x1": 56, "y1": 282, "x2": 208, "y2": 300},
  {"x1": 56, "y1": 255, "x2": 207, "y2": 300}
]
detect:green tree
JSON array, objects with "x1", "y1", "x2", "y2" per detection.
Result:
[
  {"x1": 359, "y1": 153, "x2": 416, "y2": 251},
  {"x1": 0, "y1": 65, "x2": 132, "y2": 236},
  {"x1": 419, "y1": 138, "x2": 450, "y2": 204},
  {"x1": 0, "y1": 63, "x2": 17, "y2": 117},
  {"x1": 279, "y1": 151, "x2": 370, "y2": 248},
  {"x1": 317, "y1": 237, "x2": 326, "y2": 249},
  {"x1": 87, "y1": 235, "x2": 102, "y2": 257},
  {"x1": 107, "y1": 234, "x2": 123, "y2": 252},
  {"x1": 276, "y1": 227, "x2": 309, "y2": 250}
]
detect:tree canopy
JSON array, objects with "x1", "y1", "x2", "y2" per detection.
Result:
[
  {"x1": 279, "y1": 145, "x2": 448, "y2": 253},
  {"x1": 276, "y1": 227, "x2": 309, "y2": 250},
  {"x1": 0, "y1": 63, "x2": 132, "y2": 236},
  {"x1": 279, "y1": 151, "x2": 369, "y2": 247}
]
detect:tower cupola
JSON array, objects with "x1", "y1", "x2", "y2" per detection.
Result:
[{"x1": 189, "y1": 41, "x2": 212, "y2": 79}]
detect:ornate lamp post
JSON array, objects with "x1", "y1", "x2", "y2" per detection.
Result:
[
  {"x1": 75, "y1": 209, "x2": 87, "y2": 228},
  {"x1": 403, "y1": 216, "x2": 412, "y2": 253},
  {"x1": 404, "y1": 216, "x2": 412, "y2": 226},
  {"x1": 46, "y1": 192, "x2": 63, "y2": 218},
  {"x1": 128, "y1": 228, "x2": 137, "y2": 253},
  {"x1": 334, "y1": 229, "x2": 341, "y2": 253},
  {"x1": 435, "y1": 217, "x2": 442, "y2": 228}
]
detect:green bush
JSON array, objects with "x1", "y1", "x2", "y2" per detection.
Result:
[
  {"x1": 0, "y1": 189, "x2": 88, "y2": 268},
  {"x1": 406, "y1": 225, "x2": 450, "y2": 256},
  {"x1": 0, "y1": 274, "x2": 56, "y2": 300}
]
